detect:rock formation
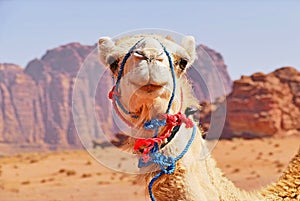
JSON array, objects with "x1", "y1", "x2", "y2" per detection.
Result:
[
  {"x1": 187, "y1": 45, "x2": 232, "y2": 102},
  {"x1": 0, "y1": 43, "x2": 99, "y2": 147},
  {"x1": 0, "y1": 63, "x2": 44, "y2": 144},
  {"x1": 223, "y1": 67, "x2": 300, "y2": 138}
]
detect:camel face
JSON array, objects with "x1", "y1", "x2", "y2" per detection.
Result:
[
  {"x1": 119, "y1": 37, "x2": 173, "y2": 100},
  {"x1": 98, "y1": 35, "x2": 196, "y2": 120}
]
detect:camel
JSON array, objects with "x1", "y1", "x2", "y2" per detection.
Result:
[{"x1": 97, "y1": 34, "x2": 300, "y2": 201}]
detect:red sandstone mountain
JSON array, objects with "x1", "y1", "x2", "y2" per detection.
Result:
[
  {"x1": 201, "y1": 67, "x2": 300, "y2": 139},
  {"x1": 0, "y1": 63, "x2": 40, "y2": 143},
  {"x1": 223, "y1": 67, "x2": 300, "y2": 138},
  {"x1": 0, "y1": 43, "x2": 96, "y2": 147}
]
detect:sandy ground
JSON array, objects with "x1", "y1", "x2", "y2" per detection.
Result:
[{"x1": 0, "y1": 136, "x2": 299, "y2": 201}]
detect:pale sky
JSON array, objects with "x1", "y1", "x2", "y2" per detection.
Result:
[{"x1": 0, "y1": 0, "x2": 299, "y2": 80}]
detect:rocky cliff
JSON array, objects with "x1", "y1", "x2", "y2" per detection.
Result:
[
  {"x1": 0, "y1": 63, "x2": 42, "y2": 143},
  {"x1": 187, "y1": 45, "x2": 232, "y2": 102},
  {"x1": 223, "y1": 67, "x2": 300, "y2": 138},
  {"x1": 0, "y1": 43, "x2": 96, "y2": 147}
]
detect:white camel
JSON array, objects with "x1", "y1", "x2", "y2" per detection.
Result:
[{"x1": 98, "y1": 34, "x2": 300, "y2": 201}]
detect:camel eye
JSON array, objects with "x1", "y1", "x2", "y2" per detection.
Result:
[
  {"x1": 157, "y1": 51, "x2": 164, "y2": 57},
  {"x1": 179, "y1": 59, "x2": 188, "y2": 71},
  {"x1": 156, "y1": 51, "x2": 164, "y2": 61},
  {"x1": 110, "y1": 60, "x2": 119, "y2": 73},
  {"x1": 107, "y1": 56, "x2": 119, "y2": 73}
]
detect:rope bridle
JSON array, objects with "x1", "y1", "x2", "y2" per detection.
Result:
[{"x1": 108, "y1": 38, "x2": 196, "y2": 201}]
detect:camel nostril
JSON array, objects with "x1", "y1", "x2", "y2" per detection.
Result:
[
  {"x1": 133, "y1": 51, "x2": 148, "y2": 60},
  {"x1": 134, "y1": 50, "x2": 143, "y2": 57}
]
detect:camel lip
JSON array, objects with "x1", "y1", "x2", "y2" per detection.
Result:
[{"x1": 138, "y1": 84, "x2": 164, "y2": 93}]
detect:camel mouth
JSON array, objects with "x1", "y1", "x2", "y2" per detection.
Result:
[{"x1": 138, "y1": 84, "x2": 164, "y2": 93}]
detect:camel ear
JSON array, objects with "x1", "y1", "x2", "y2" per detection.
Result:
[
  {"x1": 181, "y1": 36, "x2": 196, "y2": 64},
  {"x1": 98, "y1": 37, "x2": 116, "y2": 66},
  {"x1": 98, "y1": 37, "x2": 120, "y2": 73}
]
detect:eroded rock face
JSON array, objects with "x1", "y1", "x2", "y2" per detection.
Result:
[
  {"x1": 25, "y1": 43, "x2": 97, "y2": 147},
  {"x1": 223, "y1": 67, "x2": 300, "y2": 138},
  {"x1": 198, "y1": 45, "x2": 232, "y2": 96},
  {"x1": 0, "y1": 64, "x2": 44, "y2": 143},
  {"x1": 187, "y1": 45, "x2": 232, "y2": 102},
  {"x1": 0, "y1": 43, "x2": 97, "y2": 147}
]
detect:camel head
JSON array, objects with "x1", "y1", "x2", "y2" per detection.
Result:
[{"x1": 98, "y1": 34, "x2": 196, "y2": 127}]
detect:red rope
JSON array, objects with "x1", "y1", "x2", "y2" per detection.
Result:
[{"x1": 134, "y1": 112, "x2": 194, "y2": 161}]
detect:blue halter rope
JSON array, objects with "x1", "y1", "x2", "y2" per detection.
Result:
[
  {"x1": 109, "y1": 37, "x2": 196, "y2": 201},
  {"x1": 147, "y1": 125, "x2": 197, "y2": 201},
  {"x1": 113, "y1": 39, "x2": 144, "y2": 118}
]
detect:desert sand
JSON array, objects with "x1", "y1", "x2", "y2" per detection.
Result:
[{"x1": 0, "y1": 136, "x2": 299, "y2": 201}]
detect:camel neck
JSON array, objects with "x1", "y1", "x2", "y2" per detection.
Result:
[{"x1": 143, "y1": 128, "x2": 263, "y2": 201}]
